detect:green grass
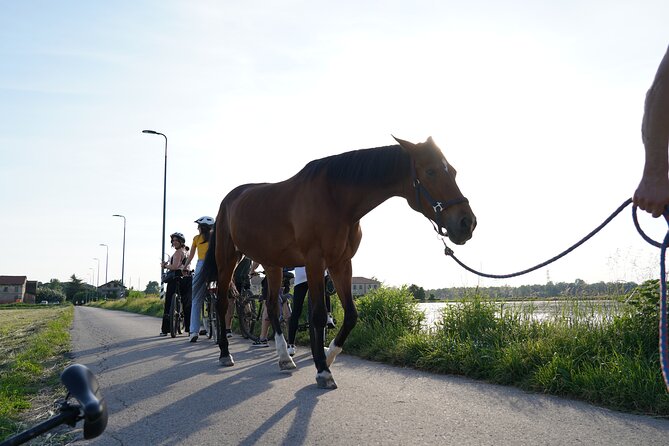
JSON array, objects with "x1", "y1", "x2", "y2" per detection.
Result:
[
  {"x1": 88, "y1": 294, "x2": 163, "y2": 317},
  {"x1": 0, "y1": 305, "x2": 74, "y2": 441}
]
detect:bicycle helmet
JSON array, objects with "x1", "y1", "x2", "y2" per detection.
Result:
[
  {"x1": 195, "y1": 216, "x2": 215, "y2": 226},
  {"x1": 170, "y1": 232, "x2": 186, "y2": 244}
]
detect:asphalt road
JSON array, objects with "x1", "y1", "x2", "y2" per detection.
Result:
[{"x1": 70, "y1": 306, "x2": 669, "y2": 445}]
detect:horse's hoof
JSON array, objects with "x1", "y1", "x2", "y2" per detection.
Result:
[
  {"x1": 315, "y1": 371, "x2": 338, "y2": 389},
  {"x1": 219, "y1": 354, "x2": 234, "y2": 367},
  {"x1": 279, "y1": 357, "x2": 296, "y2": 372}
]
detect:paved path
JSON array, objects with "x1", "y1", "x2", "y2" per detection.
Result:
[{"x1": 71, "y1": 306, "x2": 669, "y2": 445}]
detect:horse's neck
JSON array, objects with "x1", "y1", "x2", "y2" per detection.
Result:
[{"x1": 340, "y1": 176, "x2": 412, "y2": 222}]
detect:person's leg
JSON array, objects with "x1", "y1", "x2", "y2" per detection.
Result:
[
  {"x1": 286, "y1": 282, "x2": 308, "y2": 356},
  {"x1": 189, "y1": 260, "x2": 205, "y2": 342},
  {"x1": 180, "y1": 277, "x2": 192, "y2": 335},
  {"x1": 326, "y1": 293, "x2": 336, "y2": 328},
  {"x1": 161, "y1": 280, "x2": 175, "y2": 335},
  {"x1": 252, "y1": 304, "x2": 271, "y2": 346}
]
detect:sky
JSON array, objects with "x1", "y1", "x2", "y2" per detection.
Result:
[{"x1": 1, "y1": 1, "x2": 669, "y2": 291}]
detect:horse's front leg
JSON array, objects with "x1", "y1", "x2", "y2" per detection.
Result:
[
  {"x1": 326, "y1": 260, "x2": 357, "y2": 367},
  {"x1": 306, "y1": 267, "x2": 336, "y2": 389},
  {"x1": 265, "y1": 266, "x2": 295, "y2": 372}
]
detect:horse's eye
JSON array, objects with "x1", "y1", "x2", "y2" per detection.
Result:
[{"x1": 426, "y1": 169, "x2": 436, "y2": 177}]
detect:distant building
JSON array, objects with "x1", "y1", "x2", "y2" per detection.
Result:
[
  {"x1": 24, "y1": 280, "x2": 39, "y2": 304},
  {"x1": 98, "y1": 280, "x2": 126, "y2": 299},
  {"x1": 0, "y1": 276, "x2": 27, "y2": 304},
  {"x1": 351, "y1": 277, "x2": 381, "y2": 296}
]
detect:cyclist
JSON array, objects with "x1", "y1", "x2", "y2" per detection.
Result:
[
  {"x1": 231, "y1": 255, "x2": 259, "y2": 338},
  {"x1": 160, "y1": 232, "x2": 191, "y2": 336},
  {"x1": 185, "y1": 216, "x2": 215, "y2": 342},
  {"x1": 286, "y1": 266, "x2": 335, "y2": 356},
  {"x1": 252, "y1": 269, "x2": 294, "y2": 347}
]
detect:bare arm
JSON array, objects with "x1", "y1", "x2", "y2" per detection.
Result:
[
  {"x1": 164, "y1": 250, "x2": 186, "y2": 271},
  {"x1": 634, "y1": 45, "x2": 669, "y2": 217},
  {"x1": 185, "y1": 241, "x2": 196, "y2": 269}
]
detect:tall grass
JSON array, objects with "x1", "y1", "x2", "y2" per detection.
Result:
[
  {"x1": 88, "y1": 294, "x2": 163, "y2": 317},
  {"x1": 339, "y1": 282, "x2": 669, "y2": 416}
]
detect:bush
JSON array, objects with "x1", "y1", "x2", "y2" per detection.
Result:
[
  {"x1": 356, "y1": 286, "x2": 424, "y2": 331},
  {"x1": 36, "y1": 288, "x2": 66, "y2": 304}
]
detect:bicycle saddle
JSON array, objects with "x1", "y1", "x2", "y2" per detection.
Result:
[{"x1": 60, "y1": 364, "x2": 108, "y2": 439}]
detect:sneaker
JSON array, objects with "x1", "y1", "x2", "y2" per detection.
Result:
[
  {"x1": 226, "y1": 329, "x2": 233, "y2": 338},
  {"x1": 189, "y1": 333, "x2": 198, "y2": 343},
  {"x1": 159, "y1": 332, "x2": 167, "y2": 337},
  {"x1": 199, "y1": 329, "x2": 207, "y2": 335},
  {"x1": 287, "y1": 344, "x2": 296, "y2": 356},
  {"x1": 252, "y1": 338, "x2": 269, "y2": 347},
  {"x1": 326, "y1": 313, "x2": 336, "y2": 329}
]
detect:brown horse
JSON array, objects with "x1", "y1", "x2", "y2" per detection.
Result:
[{"x1": 200, "y1": 136, "x2": 476, "y2": 389}]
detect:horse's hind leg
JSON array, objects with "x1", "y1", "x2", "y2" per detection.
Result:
[
  {"x1": 326, "y1": 260, "x2": 357, "y2": 368},
  {"x1": 265, "y1": 266, "x2": 296, "y2": 372},
  {"x1": 215, "y1": 229, "x2": 238, "y2": 367}
]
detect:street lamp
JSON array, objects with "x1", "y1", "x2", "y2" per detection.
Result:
[
  {"x1": 112, "y1": 214, "x2": 126, "y2": 290},
  {"x1": 142, "y1": 129, "x2": 167, "y2": 290},
  {"x1": 92, "y1": 258, "x2": 99, "y2": 288},
  {"x1": 99, "y1": 244, "x2": 109, "y2": 285}
]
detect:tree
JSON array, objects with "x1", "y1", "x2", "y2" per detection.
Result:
[
  {"x1": 41, "y1": 278, "x2": 64, "y2": 294},
  {"x1": 145, "y1": 281, "x2": 160, "y2": 295},
  {"x1": 408, "y1": 284, "x2": 426, "y2": 301},
  {"x1": 65, "y1": 274, "x2": 86, "y2": 302},
  {"x1": 36, "y1": 288, "x2": 66, "y2": 304}
]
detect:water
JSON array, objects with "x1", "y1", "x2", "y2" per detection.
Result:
[{"x1": 417, "y1": 300, "x2": 623, "y2": 329}]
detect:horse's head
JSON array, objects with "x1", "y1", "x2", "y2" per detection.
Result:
[{"x1": 395, "y1": 136, "x2": 477, "y2": 245}]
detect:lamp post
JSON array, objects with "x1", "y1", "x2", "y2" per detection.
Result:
[
  {"x1": 142, "y1": 129, "x2": 167, "y2": 291},
  {"x1": 92, "y1": 258, "x2": 100, "y2": 288},
  {"x1": 112, "y1": 214, "x2": 126, "y2": 290},
  {"x1": 88, "y1": 268, "x2": 95, "y2": 303},
  {"x1": 99, "y1": 244, "x2": 109, "y2": 285}
]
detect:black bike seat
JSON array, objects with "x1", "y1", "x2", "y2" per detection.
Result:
[{"x1": 60, "y1": 364, "x2": 108, "y2": 439}]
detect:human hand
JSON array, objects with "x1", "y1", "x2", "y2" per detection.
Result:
[{"x1": 634, "y1": 174, "x2": 669, "y2": 218}]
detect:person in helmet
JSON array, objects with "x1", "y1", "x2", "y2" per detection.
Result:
[
  {"x1": 159, "y1": 232, "x2": 192, "y2": 336},
  {"x1": 185, "y1": 216, "x2": 216, "y2": 342}
]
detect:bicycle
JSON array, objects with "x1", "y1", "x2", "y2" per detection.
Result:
[
  {"x1": 204, "y1": 282, "x2": 220, "y2": 343},
  {"x1": 168, "y1": 276, "x2": 186, "y2": 338},
  {"x1": 235, "y1": 271, "x2": 291, "y2": 342},
  {"x1": 0, "y1": 364, "x2": 107, "y2": 446}
]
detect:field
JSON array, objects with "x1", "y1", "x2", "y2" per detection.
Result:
[{"x1": 0, "y1": 305, "x2": 73, "y2": 443}]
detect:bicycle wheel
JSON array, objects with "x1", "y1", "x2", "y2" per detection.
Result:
[
  {"x1": 177, "y1": 296, "x2": 183, "y2": 335},
  {"x1": 236, "y1": 293, "x2": 259, "y2": 341},
  {"x1": 169, "y1": 293, "x2": 179, "y2": 338}
]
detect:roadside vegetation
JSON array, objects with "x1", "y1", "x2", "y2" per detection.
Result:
[
  {"x1": 87, "y1": 281, "x2": 669, "y2": 416},
  {"x1": 340, "y1": 281, "x2": 669, "y2": 416},
  {"x1": 0, "y1": 305, "x2": 74, "y2": 442},
  {"x1": 87, "y1": 290, "x2": 163, "y2": 317}
]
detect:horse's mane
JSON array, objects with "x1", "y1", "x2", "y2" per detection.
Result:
[{"x1": 296, "y1": 145, "x2": 411, "y2": 186}]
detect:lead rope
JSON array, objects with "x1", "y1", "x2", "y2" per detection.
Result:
[{"x1": 441, "y1": 197, "x2": 669, "y2": 392}]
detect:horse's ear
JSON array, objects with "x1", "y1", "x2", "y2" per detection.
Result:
[
  {"x1": 426, "y1": 136, "x2": 435, "y2": 145},
  {"x1": 392, "y1": 135, "x2": 417, "y2": 151}
]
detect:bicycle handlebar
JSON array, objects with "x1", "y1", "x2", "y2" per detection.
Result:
[{"x1": 0, "y1": 364, "x2": 107, "y2": 446}]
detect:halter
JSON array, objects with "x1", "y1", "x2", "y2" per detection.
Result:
[{"x1": 411, "y1": 163, "x2": 469, "y2": 237}]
